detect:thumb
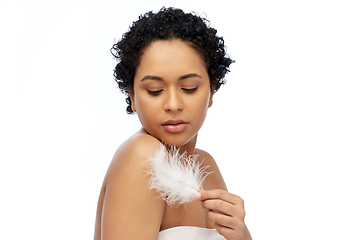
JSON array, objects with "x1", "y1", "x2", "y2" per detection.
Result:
[{"x1": 195, "y1": 189, "x2": 203, "y2": 200}]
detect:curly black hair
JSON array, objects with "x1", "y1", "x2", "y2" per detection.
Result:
[{"x1": 111, "y1": 7, "x2": 234, "y2": 114}]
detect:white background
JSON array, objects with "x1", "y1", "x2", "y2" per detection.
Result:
[{"x1": 1, "y1": 0, "x2": 350, "y2": 239}]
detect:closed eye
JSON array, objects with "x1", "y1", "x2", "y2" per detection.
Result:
[
  {"x1": 182, "y1": 87, "x2": 198, "y2": 93},
  {"x1": 147, "y1": 89, "x2": 163, "y2": 96}
]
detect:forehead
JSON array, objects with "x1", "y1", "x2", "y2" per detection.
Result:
[{"x1": 136, "y1": 39, "x2": 207, "y2": 74}]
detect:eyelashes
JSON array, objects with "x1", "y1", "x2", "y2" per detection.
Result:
[
  {"x1": 147, "y1": 89, "x2": 163, "y2": 96},
  {"x1": 182, "y1": 87, "x2": 198, "y2": 93},
  {"x1": 147, "y1": 87, "x2": 198, "y2": 96}
]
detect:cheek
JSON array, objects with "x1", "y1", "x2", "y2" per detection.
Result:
[
  {"x1": 134, "y1": 94, "x2": 159, "y2": 118},
  {"x1": 199, "y1": 92, "x2": 211, "y2": 109},
  {"x1": 189, "y1": 93, "x2": 211, "y2": 118}
]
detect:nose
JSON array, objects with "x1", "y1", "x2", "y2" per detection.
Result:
[{"x1": 164, "y1": 88, "x2": 183, "y2": 112}]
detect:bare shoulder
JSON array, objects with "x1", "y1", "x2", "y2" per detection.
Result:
[
  {"x1": 105, "y1": 132, "x2": 161, "y2": 179},
  {"x1": 97, "y1": 132, "x2": 165, "y2": 240},
  {"x1": 194, "y1": 148, "x2": 228, "y2": 191}
]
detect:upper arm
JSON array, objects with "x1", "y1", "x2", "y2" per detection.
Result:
[{"x1": 101, "y1": 137, "x2": 165, "y2": 240}]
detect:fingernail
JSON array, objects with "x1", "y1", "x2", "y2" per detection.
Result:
[{"x1": 195, "y1": 192, "x2": 201, "y2": 199}]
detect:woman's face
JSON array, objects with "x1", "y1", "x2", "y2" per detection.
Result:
[{"x1": 130, "y1": 39, "x2": 213, "y2": 148}]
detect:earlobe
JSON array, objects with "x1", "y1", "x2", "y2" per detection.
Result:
[
  {"x1": 128, "y1": 87, "x2": 136, "y2": 112},
  {"x1": 208, "y1": 91, "x2": 214, "y2": 108},
  {"x1": 130, "y1": 96, "x2": 136, "y2": 112}
]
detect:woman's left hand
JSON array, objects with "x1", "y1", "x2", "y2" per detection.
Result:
[{"x1": 196, "y1": 189, "x2": 247, "y2": 240}]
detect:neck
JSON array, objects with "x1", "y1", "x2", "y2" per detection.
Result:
[
  {"x1": 140, "y1": 128, "x2": 198, "y2": 156},
  {"x1": 177, "y1": 134, "x2": 197, "y2": 156}
]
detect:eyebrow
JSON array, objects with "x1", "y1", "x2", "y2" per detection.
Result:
[{"x1": 140, "y1": 73, "x2": 202, "y2": 82}]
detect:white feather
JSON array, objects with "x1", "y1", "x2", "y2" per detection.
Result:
[{"x1": 147, "y1": 144, "x2": 211, "y2": 205}]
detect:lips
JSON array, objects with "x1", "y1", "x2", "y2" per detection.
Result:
[
  {"x1": 162, "y1": 119, "x2": 189, "y2": 133},
  {"x1": 162, "y1": 119, "x2": 188, "y2": 125}
]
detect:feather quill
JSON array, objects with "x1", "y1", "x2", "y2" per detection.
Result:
[{"x1": 147, "y1": 144, "x2": 211, "y2": 205}]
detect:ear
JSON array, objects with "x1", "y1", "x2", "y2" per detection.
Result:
[
  {"x1": 208, "y1": 89, "x2": 214, "y2": 108},
  {"x1": 127, "y1": 87, "x2": 136, "y2": 112}
]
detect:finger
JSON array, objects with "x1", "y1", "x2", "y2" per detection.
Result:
[
  {"x1": 201, "y1": 192, "x2": 246, "y2": 221},
  {"x1": 195, "y1": 189, "x2": 203, "y2": 200},
  {"x1": 202, "y1": 199, "x2": 234, "y2": 216},
  {"x1": 197, "y1": 189, "x2": 244, "y2": 207},
  {"x1": 214, "y1": 223, "x2": 244, "y2": 240},
  {"x1": 207, "y1": 210, "x2": 236, "y2": 229}
]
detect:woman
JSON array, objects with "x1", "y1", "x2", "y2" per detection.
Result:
[{"x1": 94, "y1": 7, "x2": 252, "y2": 240}]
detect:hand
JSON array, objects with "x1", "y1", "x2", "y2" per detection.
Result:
[{"x1": 196, "y1": 189, "x2": 246, "y2": 240}]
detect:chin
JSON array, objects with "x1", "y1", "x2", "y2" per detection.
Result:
[
  {"x1": 159, "y1": 136, "x2": 194, "y2": 149},
  {"x1": 162, "y1": 142, "x2": 184, "y2": 148}
]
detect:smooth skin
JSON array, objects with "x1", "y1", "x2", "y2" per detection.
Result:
[
  {"x1": 130, "y1": 39, "x2": 213, "y2": 151},
  {"x1": 94, "y1": 39, "x2": 252, "y2": 240}
]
